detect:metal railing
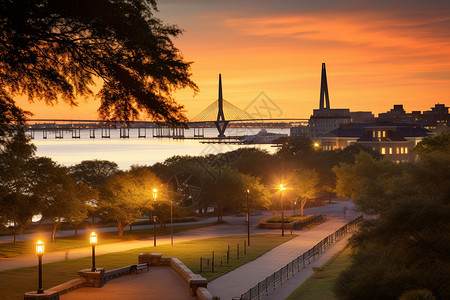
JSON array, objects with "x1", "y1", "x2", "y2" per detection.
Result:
[{"x1": 236, "y1": 215, "x2": 363, "y2": 300}]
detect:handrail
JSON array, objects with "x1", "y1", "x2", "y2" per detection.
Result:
[{"x1": 236, "y1": 215, "x2": 363, "y2": 300}]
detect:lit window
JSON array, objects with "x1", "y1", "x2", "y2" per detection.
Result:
[
  {"x1": 378, "y1": 131, "x2": 381, "y2": 138},
  {"x1": 372, "y1": 131, "x2": 376, "y2": 138},
  {"x1": 400, "y1": 147, "x2": 404, "y2": 154},
  {"x1": 389, "y1": 148, "x2": 393, "y2": 154},
  {"x1": 382, "y1": 131, "x2": 386, "y2": 137},
  {"x1": 405, "y1": 147, "x2": 408, "y2": 154},
  {"x1": 396, "y1": 147, "x2": 400, "y2": 154},
  {"x1": 381, "y1": 148, "x2": 386, "y2": 154}
]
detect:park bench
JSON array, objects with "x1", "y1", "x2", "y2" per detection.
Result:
[{"x1": 131, "y1": 262, "x2": 150, "y2": 274}]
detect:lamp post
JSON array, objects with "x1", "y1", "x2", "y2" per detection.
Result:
[
  {"x1": 245, "y1": 189, "x2": 250, "y2": 246},
  {"x1": 90, "y1": 232, "x2": 97, "y2": 272},
  {"x1": 170, "y1": 195, "x2": 173, "y2": 246},
  {"x1": 294, "y1": 201, "x2": 297, "y2": 216},
  {"x1": 153, "y1": 188, "x2": 158, "y2": 246},
  {"x1": 36, "y1": 240, "x2": 45, "y2": 294},
  {"x1": 280, "y1": 184, "x2": 286, "y2": 236}
]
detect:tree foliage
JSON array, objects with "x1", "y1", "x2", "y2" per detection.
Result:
[
  {"x1": 31, "y1": 157, "x2": 86, "y2": 242},
  {"x1": 0, "y1": 0, "x2": 197, "y2": 125},
  {"x1": 334, "y1": 135, "x2": 450, "y2": 300},
  {"x1": 288, "y1": 169, "x2": 320, "y2": 216},
  {"x1": 99, "y1": 168, "x2": 163, "y2": 236},
  {"x1": 333, "y1": 151, "x2": 401, "y2": 214},
  {"x1": 0, "y1": 128, "x2": 36, "y2": 243},
  {"x1": 415, "y1": 130, "x2": 450, "y2": 155},
  {"x1": 70, "y1": 159, "x2": 120, "y2": 189}
]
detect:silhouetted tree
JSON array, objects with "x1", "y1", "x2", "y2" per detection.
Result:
[
  {"x1": 70, "y1": 160, "x2": 120, "y2": 189},
  {"x1": 0, "y1": 129, "x2": 37, "y2": 243},
  {"x1": 334, "y1": 148, "x2": 450, "y2": 300},
  {"x1": 0, "y1": 0, "x2": 197, "y2": 125}
]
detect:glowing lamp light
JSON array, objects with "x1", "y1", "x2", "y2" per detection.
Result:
[
  {"x1": 90, "y1": 232, "x2": 97, "y2": 245},
  {"x1": 36, "y1": 240, "x2": 45, "y2": 255},
  {"x1": 279, "y1": 184, "x2": 286, "y2": 191},
  {"x1": 314, "y1": 143, "x2": 319, "y2": 147},
  {"x1": 153, "y1": 188, "x2": 158, "y2": 201}
]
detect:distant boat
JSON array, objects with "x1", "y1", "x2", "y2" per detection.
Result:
[{"x1": 242, "y1": 129, "x2": 288, "y2": 144}]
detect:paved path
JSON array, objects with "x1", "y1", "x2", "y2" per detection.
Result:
[
  {"x1": 60, "y1": 266, "x2": 195, "y2": 300},
  {"x1": 208, "y1": 202, "x2": 355, "y2": 300},
  {"x1": 0, "y1": 201, "x2": 355, "y2": 273},
  {"x1": 263, "y1": 235, "x2": 350, "y2": 300}
]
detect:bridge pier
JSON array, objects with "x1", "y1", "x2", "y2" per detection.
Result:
[
  {"x1": 102, "y1": 128, "x2": 110, "y2": 138},
  {"x1": 89, "y1": 129, "x2": 96, "y2": 138},
  {"x1": 72, "y1": 128, "x2": 81, "y2": 139},
  {"x1": 120, "y1": 128, "x2": 130, "y2": 138},
  {"x1": 55, "y1": 129, "x2": 63, "y2": 139},
  {"x1": 194, "y1": 128, "x2": 204, "y2": 138},
  {"x1": 138, "y1": 128, "x2": 146, "y2": 138}
]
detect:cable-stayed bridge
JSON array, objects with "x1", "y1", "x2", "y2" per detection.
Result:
[{"x1": 25, "y1": 74, "x2": 307, "y2": 139}]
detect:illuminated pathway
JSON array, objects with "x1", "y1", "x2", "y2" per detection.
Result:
[
  {"x1": 208, "y1": 202, "x2": 355, "y2": 300},
  {"x1": 0, "y1": 201, "x2": 354, "y2": 274}
]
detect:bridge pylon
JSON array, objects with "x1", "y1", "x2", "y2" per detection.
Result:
[{"x1": 214, "y1": 74, "x2": 230, "y2": 137}]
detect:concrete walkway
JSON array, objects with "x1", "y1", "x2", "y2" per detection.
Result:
[
  {"x1": 208, "y1": 203, "x2": 355, "y2": 300},
  {"x1": 263, "y1": 235, "x2": 350, "y2": 300},
  {"x1": 60, "y1": 266, "x2": 195, "y2": 300}
]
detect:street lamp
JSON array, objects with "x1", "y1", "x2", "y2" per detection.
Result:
[
  {"x1": 153, "y1": 188, "x2": 158, "y2": 246},
  {"x1": 246, "y1": 189, "x2": 250, "y2": 246},
  {"x1": 170, "y1": 194, "x2": 173, "y2": 246},
  {"x1": 294, "y1": 201, "x2": 297, "y2": 216},
  {"x1": 36, "y1": 240, "x2": 45, "y2": 294},
  {"x1": 90, "y1": 232, "x2": 97, "y2": 272},
  {"x1": 279, "y1": 184, "x2": 286, "y2": 236}
]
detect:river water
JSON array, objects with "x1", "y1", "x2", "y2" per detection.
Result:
[{"x1": 30, "y1": 127, "x2": 289, "y2": 170}]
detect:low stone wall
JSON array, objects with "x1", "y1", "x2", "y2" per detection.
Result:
[
  {"x1": 48, "y1": 278, "x2": 87, "y2": 295},
  {"x1": 139, "y1": 253, "x2": 209, "y2": 297},
  {"x1": 197, "y1": 287, "x2": 213, "y2": 300}
]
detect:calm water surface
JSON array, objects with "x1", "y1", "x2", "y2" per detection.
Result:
[{"x1": 31, "y1": 127, "x2": 288, "y2": 170}]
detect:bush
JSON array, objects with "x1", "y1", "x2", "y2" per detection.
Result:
[
  {"x1": 265, "y1": 215, "x2": 313, "y2": 223},
  {"x1": 399, "y1": 289, "x2": 436, "y2": 300}
]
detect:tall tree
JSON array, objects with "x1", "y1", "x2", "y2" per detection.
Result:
[
  {"x1": 0, "y1": 128, "x2": 37, "y2": 243},
  {"x1": 333, "y1": 151, "x2": 401, "y2": 214},
  {"x1": 290, "y1": 169, "x2": 320, "y2": 217},
  {"x1": 70, "y1": 160, "x2": 120, "y2": 189},
  {"x1": 66, "y1": 182, "x2": 97, "y2": 236},
  {"x1": 31, "y1": 158, "x2": 84, "y2": 242},
  {"x1": 334, "y1": 147, "x2": 450, "y2": 300},
  {"x1": 0, "y1": 0, "x2": 197, "y2": 125},
  {"x1": 99, "y1": 168, "x2": 163, "y2": 237}
]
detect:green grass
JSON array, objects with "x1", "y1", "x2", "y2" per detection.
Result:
[
  {"x1": 285, "y1": 246, "x2": 352, "y2": 300},
  {"x1": 0, "y1": 222, "x2": 217, "y2": 258},
  {"x1": 0, "y1": 233, "x2": 296, "y2": 300}
]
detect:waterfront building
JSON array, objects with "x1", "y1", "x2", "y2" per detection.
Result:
[
  {"x1": 320, "y1": 123, "x2": 429, "y2": 162},
  {"x1": 377, "y1": 103, "x2": 449, "y2": 131}
]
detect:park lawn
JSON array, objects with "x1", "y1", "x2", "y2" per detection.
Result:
[
  {"x1": 285, "y1": 246, "x2": 352, "y2": 300},
  {"x1": 0, "y1": 233, "x2": 296, "y2": 300},
  {"x1": 0, "y1": 222, "x2": 217, "y2": 258}
]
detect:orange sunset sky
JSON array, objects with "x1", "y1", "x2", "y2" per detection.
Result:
[{"x1": 16, "y1": 0, "x2": 450, "y2": 121}]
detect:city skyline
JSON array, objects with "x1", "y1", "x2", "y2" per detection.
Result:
[{"x1": 15, "y1": 0, "x2": 450, "y2": 121}]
